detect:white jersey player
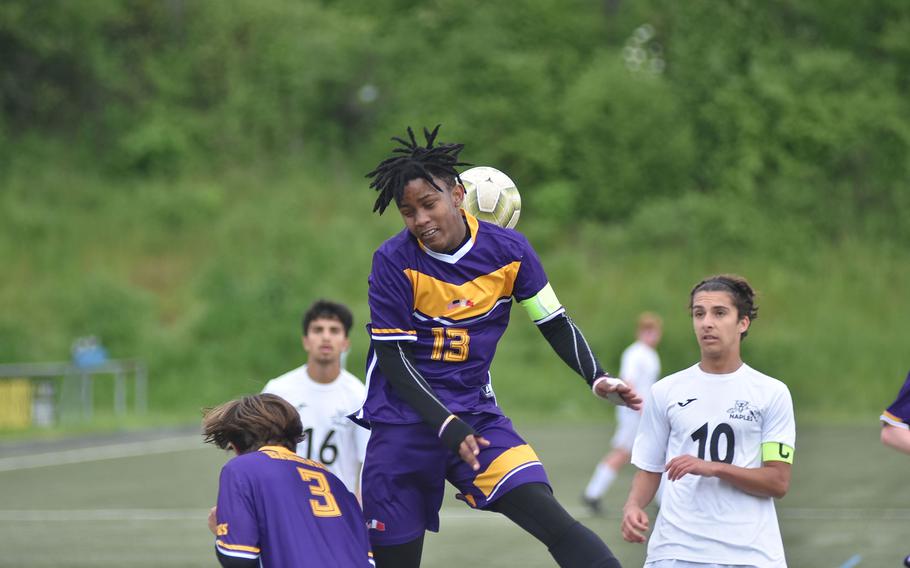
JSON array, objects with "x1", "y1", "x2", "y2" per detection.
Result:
[
  {"x1": 583, "y1": 313, "x2": 662, "y2": 513},
  {"x1": 262, "y1": 300, "x2": 369, "y2": 493},
  {"x1": 622, "y1": 275, "x2": 795, "y2": 568}
]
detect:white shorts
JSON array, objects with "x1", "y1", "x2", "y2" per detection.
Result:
[
  {"x1": 611, "y1": 407, "x2": 641, "y2": 451},
  {"x1": 646, "y1": 561, "x2": 755, "y2": 568}
]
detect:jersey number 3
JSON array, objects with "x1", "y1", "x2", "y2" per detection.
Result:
[
  {"x1": 297, "y1": 468, "x2": 342, "y2": 518},
  {"x1": 431, "y1": 327, "x2": 469, "y2": 362}
]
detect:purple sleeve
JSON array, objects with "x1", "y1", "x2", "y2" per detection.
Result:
[
  {"x1": 214, "y1": 464, "x2": 261, "y2": 561},
  {"x1": 882, "y1": 371, "x2": 910, "y2": 427},
  {"x1": 368, "y1": 249, "x2": 417, "y2": 342},
  {"x1": 511, "y1": 233, "x2": 550, "y2": 302}
]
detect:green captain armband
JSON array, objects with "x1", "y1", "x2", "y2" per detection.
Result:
[
  {"x1": 762, "y1": 442, "x2": 794, "y2": 464},
  {"x1": 520, "y1": 283, "x2": 563, "y2": 323}
]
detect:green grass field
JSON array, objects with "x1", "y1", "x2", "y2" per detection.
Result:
[{"x1": 0, "y1": 422, "x2": 906, "y2": 567}]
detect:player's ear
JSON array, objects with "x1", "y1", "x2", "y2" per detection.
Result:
[
  {"x1": 452, "y1": 183, "x2": 465, "y2": 208},
  {"x1": 738, "y1": 315, "x2": 750, "y2": 336}
]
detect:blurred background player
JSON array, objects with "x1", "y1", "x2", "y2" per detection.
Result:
[
  {"x1": 358, "y1": 125, "x2": 641, "y2": 568},
  {"x1": 583, "y1": 312, "x2": 663, "y2": 514},
  {"x1": 262, "y1": 300, "x2": 369, "y2": 494},
  {"x1": 202, "y1": 393, "x2": 374, "y2": 568},
  {"x1": 622, "y1": 275, "x2": 795, "y2": 568},
  {"x1": 880, "y1": 370, "x2": 910, "y2": 454}
]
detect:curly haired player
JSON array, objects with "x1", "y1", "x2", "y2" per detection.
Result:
[{"x1": 355, "y1": 125, "x2": 640, "y2": 568}]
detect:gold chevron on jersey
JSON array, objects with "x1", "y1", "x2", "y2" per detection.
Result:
[{"x1": 404, "y1": 260, "x2": 521, "y2": 323}]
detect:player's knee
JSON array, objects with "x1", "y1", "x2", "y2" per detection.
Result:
[{"x1": 490, "y1": 483, "x2": 576, "y2": 547}]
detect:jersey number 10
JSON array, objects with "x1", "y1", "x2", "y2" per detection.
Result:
[{"x1": 690, "y1": 422, "x2": 735, "y2": 464}]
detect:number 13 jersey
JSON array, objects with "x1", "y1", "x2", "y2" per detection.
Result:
[
  {"x1": 632, "y1": 363, "x2": 796, "y2": 567},
  {"x1": 359, "y1": 212, "x2": 557, "y2": 425}
]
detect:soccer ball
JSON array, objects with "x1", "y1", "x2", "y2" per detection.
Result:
[{"x1": 460, "y1": 166, "x2": 521, "y2": 229}]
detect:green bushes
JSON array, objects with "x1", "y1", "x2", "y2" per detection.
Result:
[{"x1": 2, "y1": 1, "x2": 909, "y2": 423}]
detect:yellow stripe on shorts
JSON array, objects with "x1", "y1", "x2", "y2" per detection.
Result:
[{"x1": 473, "y1": 444, "x2": 541, "y2": 497}]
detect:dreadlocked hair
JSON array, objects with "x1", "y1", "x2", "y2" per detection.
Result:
[{"x1": 366, "y1": 125, "x2": 470, "y2": 215}]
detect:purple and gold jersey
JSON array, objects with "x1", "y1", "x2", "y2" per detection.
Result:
[
  {"x1": 358, "y1": 212, "x2": 562, "y2": 424},
  {"x1": 881, "y1": 370, "x2": 910, "y2": 429},
  {"x1": 214, "y1": 445, "x2": 374, "y2": 567}
]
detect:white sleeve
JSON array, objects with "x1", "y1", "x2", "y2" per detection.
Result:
[
  {"x1": 350, "y1": 379, "x2": 370, "y2": 462},
  {"x1": 762, "y1": 384, "x2": 796, "y2": 448},
  {"x1": 631, "y1": 383, "x2": 670, "y2": 472},
  {"x1": 354, "y1": 423, "x2": 370, "y2": 463},
  {"x1": 261, "y1": 380, "x2": 276, "y2": 395}
]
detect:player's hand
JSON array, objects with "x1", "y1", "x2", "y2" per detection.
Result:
[
  {"x1": 665, "y1": 455, "x2": 717, "y2": 481},
  {"x1": 458, "y1": 434, "x2": 491, "y2": 471},
  {"x1": 207, "y1": 506, "x2": 218, "y2": 535},
  {"x1": 593, "y1": 376, "x2": 643, "y2": 411},
  {"x1": 621, "y1": 504, "x2": 649, "y2": 543}
]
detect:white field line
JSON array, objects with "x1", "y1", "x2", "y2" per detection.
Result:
[
  {"x1": 0, "y1": 435, "x2": 204, "y2": 472},
  {"x1": 0, "y1": 507, "x2": 909, "y2": 523}
]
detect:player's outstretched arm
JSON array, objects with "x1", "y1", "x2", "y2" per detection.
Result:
[
  {"x1": 881, "y1": 424, "x2": 910, "y2": 454},
  {"x1": 536, "y1": 313, "x2": 641, "y2": 409},
  {"x1": 621, "y1": 469, "x2": 661, "y2": 543},
  {"x1": 373, "y1": 340, "x2": 489, "y2": 469},
  {"x1": 665, "y1": 455, "x2": 791, "y2": 498},
  {"x1": 592, "y1": 376, "x2": 643, "y2": 410}
]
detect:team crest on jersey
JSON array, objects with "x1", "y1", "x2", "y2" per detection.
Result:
[
  {"x1": 727, "y1": 400, "x2": 761, "y2": 422},
  {"x1": 446, "y1": 298, "x2": 475, "y2": 311}
]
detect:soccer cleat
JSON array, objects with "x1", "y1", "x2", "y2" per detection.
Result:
[{"x1": 581, "y1": 495, "x2": 603, "y2": 516}]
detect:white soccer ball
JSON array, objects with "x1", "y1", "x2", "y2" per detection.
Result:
[{"x1": 460, "y1": 166, "x2": 521, "y2": 229}]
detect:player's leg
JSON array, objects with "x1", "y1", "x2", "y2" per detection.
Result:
[
  {"x1": 491, "y1": 483, "x2": 621, "y2": 568},
  {"x1": 360, "y1": 422, "x2": 447, "y2": 568},
  {"x1": 447, "y1": 414, "x2": 621, "y2": 567},
  {"x1": 583, "y1": 447, "x2": 631, "y2": 512},
  {"x1": 584, "y1": 409, "x2": 638, "y2": 512},
  {"x1": 372, "y1": 535, "x2": 425, "y2": 568}
]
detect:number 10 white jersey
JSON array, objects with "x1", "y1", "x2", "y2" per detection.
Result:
[
  {"x1": 632, "y1": 363, "x2": 795, "y2": 567},
  {"x1": 262, "y1": 365, "x2": 370, "y2": 493}
]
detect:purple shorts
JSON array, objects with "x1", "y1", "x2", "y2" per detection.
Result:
[{"x1": 360, "y1": 413, "x2": 550, "y2": 546}]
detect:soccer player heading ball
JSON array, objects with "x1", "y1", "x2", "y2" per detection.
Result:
[
  {"x1": 357, "y1": 125, "x2": 641, "y2": 568},
  {"x1": 622, "y1": 275, "x2": 796, "y2": 567}
]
